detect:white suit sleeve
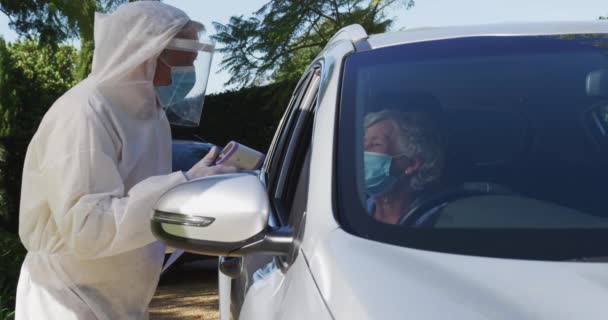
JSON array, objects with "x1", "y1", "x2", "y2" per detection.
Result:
[{"x1": 40, "y1": 120, "x2": 187, "y2": 259}]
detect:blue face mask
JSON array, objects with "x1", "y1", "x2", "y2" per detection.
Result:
[
  {"x1": 155, "y1": 66, "x2": 196, "y2": 108},
  {"x1": 364, "y1": 152, "x2": 407, "y2": 196}
]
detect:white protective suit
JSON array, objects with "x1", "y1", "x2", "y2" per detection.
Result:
[{"x1": 16, "y1": 2, "x2": 193, "y2": 319}]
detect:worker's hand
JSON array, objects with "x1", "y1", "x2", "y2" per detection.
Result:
[{"x1": 185, "y1": 146, "x2": 238, "y2": 180}]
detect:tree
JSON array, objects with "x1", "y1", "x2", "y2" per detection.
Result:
[
  {"x1": 212, "y1": 0, "x2": 414, "y2": 88},
  {"x1": 0, "y1": 39, "x2": 77, "y2": 136},
  {"x1": 600, "y1": 15, "x2": 607, "y2": 20},
  {"x1": 0, "y1": 0, "x2": 130, "y2": 80},
  {"x1": 0, "y1": 38, "x2": 15, "y2": 138}
]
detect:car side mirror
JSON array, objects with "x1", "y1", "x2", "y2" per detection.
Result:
[{"x1": 151, "y1": 173, "x2": 293, "y2": 257}]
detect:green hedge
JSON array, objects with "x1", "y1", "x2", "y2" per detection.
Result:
[
  {"x1": 0, "y1": 137, "x2": 29, "y2": 234},
  {"x1": 0, "y1": 230, "x2": 26, "y2": 320}
]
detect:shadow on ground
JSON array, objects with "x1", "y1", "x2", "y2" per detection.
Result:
[{"x1": 150, "y1": 258, "x2": 219, "y2": 320}]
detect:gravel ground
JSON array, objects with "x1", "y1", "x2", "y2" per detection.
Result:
[{"x1": 150, "y1": 259, "x2": 220, "y2": 320}]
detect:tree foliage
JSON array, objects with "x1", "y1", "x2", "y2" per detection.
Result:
[
  {"x1": 0, "y1": 0, "x2": 129, "y2": 80},
  {"x1": 0, "y1": 38, "x2": 77, "y2": 136},
  {"x1": 213, "y1": 0, "x2": 414, "y2": 87}
]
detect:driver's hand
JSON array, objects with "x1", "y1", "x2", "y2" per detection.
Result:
[{"x1": 185, "y1": 146, "x2": 238, "y2": 180}]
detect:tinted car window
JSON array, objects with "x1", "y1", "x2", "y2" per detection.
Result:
[{"x1": 338, "y1": 34, "x2": 608, "y2": 260}]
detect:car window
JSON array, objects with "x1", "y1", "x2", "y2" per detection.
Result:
[
  {"x1": 337, "y1": 34, "x2": 608, "y2": 260},
  {"x1": 272, "y1": 70, "x2": 320, "y2": 225},
  {"x1": 264, "y1": 71, "x2": 314, "y2": 189}
]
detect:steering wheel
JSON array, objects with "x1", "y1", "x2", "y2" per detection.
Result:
[{"x1": 398, "y1": 182, "x2": 515, "y2": 227}]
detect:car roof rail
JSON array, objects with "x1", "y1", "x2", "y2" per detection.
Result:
[{"x1": 325, "y1": 24, "x2": 368, "y2": 47}]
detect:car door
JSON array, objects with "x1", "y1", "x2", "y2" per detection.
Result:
[{"x1": 218, "y1": 66, "x2": 321, "y2": 320}]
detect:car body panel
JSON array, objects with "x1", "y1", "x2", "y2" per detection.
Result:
[
  {"x1": 238, "y1": 253, "x2": 332, "y2": 320},
  {"x1": 309, "y1": 227, "x2": 608, "y2": 320},
  {"x1": 299, "y1": 40, "x2": 352, "y2": 261},
  {"x1": 218, "y1": 269, "x2": 231, "y2": 320},
  {"x1": 367, "y1": 21, "x2": 608, "y2": 50}
]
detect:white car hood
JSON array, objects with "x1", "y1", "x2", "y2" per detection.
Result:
[{"x1": 308, "y1": 228, "x2": 608, "y2": 320}]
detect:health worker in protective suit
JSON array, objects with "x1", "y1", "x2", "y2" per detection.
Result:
[{"x1": 15, "y1": 2, "x2": 233, "y2": 319}]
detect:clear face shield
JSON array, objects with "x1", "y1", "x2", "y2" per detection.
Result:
[{"x1": 155, "y1": 21, "x2": 214, "y2": 127}]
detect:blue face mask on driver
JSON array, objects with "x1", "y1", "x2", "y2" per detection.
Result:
[
  {"x1": 364, "y1": 151, "x2": 407, "y2": 196},
  {"x1": 154, "y1": 65, "x2": 196, "y2": 108}
]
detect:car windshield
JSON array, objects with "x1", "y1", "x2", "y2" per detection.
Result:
[{"x1": 337, "y1": 33, "x2": 608, "y2": 260}]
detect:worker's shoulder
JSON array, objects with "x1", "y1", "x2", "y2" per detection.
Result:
[
  {"x1": 31, "y1": 82, "x2": 120, "y2": 164},
  {"x1": 42, "y1": 80, "x2": 107, "y2": 128},
  {"x1": 32, "y1": 86, "x2": 115, "y2": 155}
]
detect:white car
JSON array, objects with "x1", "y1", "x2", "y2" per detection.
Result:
[{"x1": 152, "y1": 22, "x2": 608, "y2": 320}]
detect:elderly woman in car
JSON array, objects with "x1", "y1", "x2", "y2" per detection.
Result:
[{"x1": 363, "y1": 110, "x2": 444, "y2": 225}]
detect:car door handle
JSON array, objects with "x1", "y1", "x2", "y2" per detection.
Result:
[{"x1": 219, "y1": 256, "x2": 243, "y2": 279}]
